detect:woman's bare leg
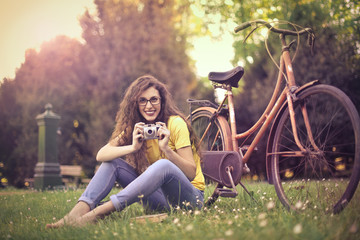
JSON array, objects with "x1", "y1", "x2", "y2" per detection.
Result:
[
  {"x1": 46, "y1": 201, "x2": 90, "y2": 228},
  {"x1": 46, "y1": 160, "x2": 132, "y2": 229},
  {"x1": 73, "y1": 201, "x2": 116, "y2": 227}
]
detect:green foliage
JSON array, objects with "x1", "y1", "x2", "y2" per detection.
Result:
[
  {"x1": 0, "y1": 0, "x2": 197, "y2": 186},
  {"x1": 0, "y1": 79, "x2": 21, "y2": 186}
]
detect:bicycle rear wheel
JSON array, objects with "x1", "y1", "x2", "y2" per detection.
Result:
[
  {"x1": 190, "y1": 108, "x2": 231, "y2": 151},
  {"x1": 271, "y1": 84, "x2": 360, "y2": 214}
]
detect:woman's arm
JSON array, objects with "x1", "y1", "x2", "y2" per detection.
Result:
[
  {"x1": 96, "y1": 138, "x2": 136, "y2": 162},
  {"x1": 162, "y1": 145, "x2": 196, "y2": 181},
  {"x1": 96, "y1": 123, "x2": 145, "y2": 162},
  {"x1": 157, "y1": 122, "x2": 196, "y2": 180}
]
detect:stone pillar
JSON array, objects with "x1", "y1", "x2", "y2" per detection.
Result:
[{"x1": 34, "y1": 103, "x2": 62, "y2": 189}]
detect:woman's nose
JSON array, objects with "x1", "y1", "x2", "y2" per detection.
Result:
[{"x1": 145, "y1": 101, "x2": 154, "y2": 108}]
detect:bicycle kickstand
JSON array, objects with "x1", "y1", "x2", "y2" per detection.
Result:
[
  {"x1": 225, "y1": 159, "x2": 257, "y2": 204},
  {"x1": 238, "y1": 181, "x2": 258, "y2": 203}
]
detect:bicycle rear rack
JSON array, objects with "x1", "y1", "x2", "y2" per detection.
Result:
[
  {"x1": 187, "y1": 98, "x2": 219, "y2": 108},
  {"x1": 187, "y1": 98, "x2": 228, "y2": 124}
]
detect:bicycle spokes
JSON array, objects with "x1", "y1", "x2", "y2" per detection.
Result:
[{"x1": 271, "y1": 85, "x2": 360, "y2": 213}]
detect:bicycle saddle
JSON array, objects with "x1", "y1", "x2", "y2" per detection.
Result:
[{"x1": 208, "y1": 66, "x2": 244, "y2": 88}]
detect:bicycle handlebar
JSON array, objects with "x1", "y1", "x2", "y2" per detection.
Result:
[{"x1": 234, "y1": 19, "x2": 313, "y2": 36}]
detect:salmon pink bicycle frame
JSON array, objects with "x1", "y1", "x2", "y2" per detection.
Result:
[
  {"x1": 201, "y1": 23, "x2": 317, "y2": 169},
  {"x1": 190, "y1": 20, "x2": 360, "y2": 214}
]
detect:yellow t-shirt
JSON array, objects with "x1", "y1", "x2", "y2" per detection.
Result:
[{"x1": 145, "y1": 116, "x2": 205, "y2": 191}]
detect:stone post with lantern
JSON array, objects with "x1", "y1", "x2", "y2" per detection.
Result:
[{"x1": 33, "y1": 103, "x2": 62, "y2": 189}]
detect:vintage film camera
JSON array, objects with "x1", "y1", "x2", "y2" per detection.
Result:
[{"x1": 143, "y1": 124, "x2": 161, "y2": 140}]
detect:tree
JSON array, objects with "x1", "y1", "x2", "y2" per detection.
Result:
[
  {"x1": 194, "y1": 0, "x2": 360, "y2": 178},
  {"x1": 0, "y1": 0, "x2": 199, "y2": 186},
  {"x1": 77, "y1": 0, "x2": 198, "y2": 163},
  {"x1": 0, "y1": 36, "x2": 85, "y2": 186},
  {"x1": 0, "y1": 78, "x2": 21, "y2": 186}
]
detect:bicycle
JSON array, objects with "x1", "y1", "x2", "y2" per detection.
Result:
[{"x1": 187, "y1": 20, "x2": 360, "y2": 214}]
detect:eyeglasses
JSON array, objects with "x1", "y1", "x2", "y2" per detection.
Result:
[{"x1": 138, "y1": 96, "x2": 161, "y2": 106}]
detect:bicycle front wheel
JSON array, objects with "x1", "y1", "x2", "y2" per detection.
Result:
[
  {"x1": 190, "y1": 108, "x2": 231, "y2": 151},
  {"x1": 271, "y1": 84, "x2": 360, "y2": 214}
]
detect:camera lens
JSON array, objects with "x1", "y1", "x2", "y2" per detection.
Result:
[{"x1": 147, "y1": 129, "x2": 153, "y2": 134}]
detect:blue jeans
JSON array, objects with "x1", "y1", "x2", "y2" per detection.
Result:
[{"x1": 79, "y1": 158, "x2": 204, "y2": 211}]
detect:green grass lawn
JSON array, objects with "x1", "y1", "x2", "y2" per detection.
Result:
[{"x1": 1, "y1": 181, "x2": 359, "y2": 240}]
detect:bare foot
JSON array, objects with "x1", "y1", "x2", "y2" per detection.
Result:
[
  {"x1": 46, "y1": 201, "x2": 90, "y2": 229},
  {"x1": 46, "y1": 201, "x2": 116, "y2": 228},
  {"x1": 45, "y1": 217, "x2": 69, "y2": 229},
  {"x1": 71, "y1": 201, "x2": 116, "y2": 227},
  {"x1": 46, "y1": 215, "x2": 96, "y2": 228},
  {"x1": 71, "y1": 213, "x2": 98, "y2": 227}
]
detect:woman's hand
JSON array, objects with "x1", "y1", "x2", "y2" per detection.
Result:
[
  {"x1": 156, "y1": 122, "x2": 170, "y2": 152},
  {"x1": 96, "y1": 122, "x2": 146, "y2": 162},
  {"x1": 155, "y1": 121, "x2": 196, "y2": 180},
  {"x1": 132, "y1": 122, "x2": 145, "y2": 151}
]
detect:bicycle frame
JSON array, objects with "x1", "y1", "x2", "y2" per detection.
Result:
[
  {"x1": 210, "y1": 34, "x2": 319, "y2": 165},
  {"x1": 193, "y1": 20, "x2": 360, "y2": 213}
]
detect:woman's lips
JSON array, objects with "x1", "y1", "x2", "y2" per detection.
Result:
[{"x1": 145, "y1": 110, "x2": 156, "y2": 116}]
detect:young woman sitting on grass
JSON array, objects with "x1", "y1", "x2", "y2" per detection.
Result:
[{"x1": 46, "y1": 75, "x2": 205, "y2": 228}]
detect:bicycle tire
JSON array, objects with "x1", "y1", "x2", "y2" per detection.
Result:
[
  {"x1": 190, "y1": 108, "x2": 232, "y2": 151},
  {"x1": 270, "y1": 84, "x2": 360, "y2": 214}
]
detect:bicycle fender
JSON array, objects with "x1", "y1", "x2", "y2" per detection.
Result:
[
  {"x1": 189, "y1": 106, "x2": 217, "y2": 115},
  {"x1": 266, "y1": 80, "x2": 319, "y2": 183}
]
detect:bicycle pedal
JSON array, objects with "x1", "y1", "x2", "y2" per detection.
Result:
[
  {"x1": 240, "y1": 145, "x2": 258, "y2": 152},
  {"x1": 243, "y1": 163, "x2": 250, "y2": 174},
  {"x1": 215, "y1": 188, "x2": 238, "y2": 198}
]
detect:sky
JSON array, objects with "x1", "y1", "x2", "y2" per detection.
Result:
[{"x1": 0, "y1": 0, "x2": 234, "y2": 80}]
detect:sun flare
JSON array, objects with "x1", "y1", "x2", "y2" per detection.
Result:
[{"x1": 0, "y1": 0, "x2": 96, "y2": 80}]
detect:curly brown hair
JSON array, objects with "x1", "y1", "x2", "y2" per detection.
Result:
[{"x1": 110, "y1": 75, "x2": 198, "y2": 174}]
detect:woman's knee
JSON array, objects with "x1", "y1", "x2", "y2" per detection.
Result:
[
  {"x1": 98, "y1": 158, "x2": 124, "y2": 169},
  {"x1": 150, "y1": 159, "x2": 183, "y2": 175},
  {"x1": 152, "y1": 159, "x2": 176, "y2": 169}
]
